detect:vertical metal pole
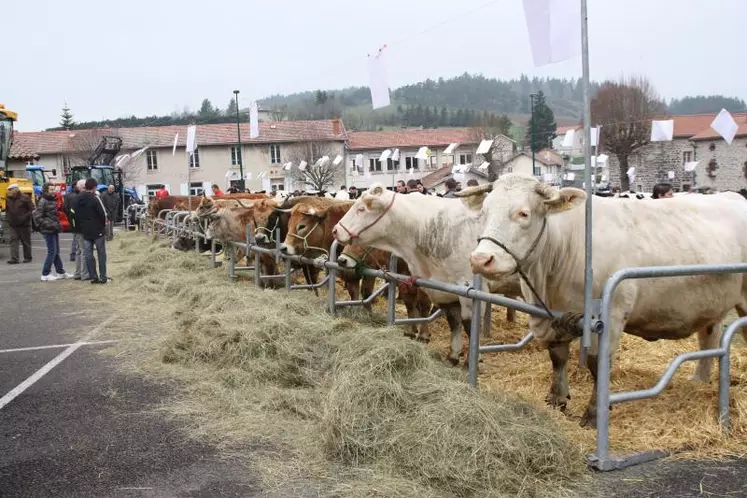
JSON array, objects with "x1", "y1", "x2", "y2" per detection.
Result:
[
  {"x1": 275, "y1": 228, "x2": 281, "y2": 265},
  {"x1": 596, "y1": 282, "x2": 613, "y2": 464},
  {"x1": 387, "y1": 253, "x2": 398, "y2": 327},
  {"x1": 211, "y1": 238, "x2": 217, "y2": 268},
  {"x1": 530, "y1": 93, "x2": 536, "y2": 176},
  {"x1": 228, "y1": 244, "x2": 236, "y2": 280},
  {"x1": 195, "y1": 221, "x2": 200, "y2": 254},
  {"x1": 467, "y1": 274, "x2": 482, "y2": 388},
  {"x1": 719, "y1": 347, "x2": 731, "y2": 431},
  {"x1": 284, "y1": 256, "x2": 292, "y2": 291},
  {"x1": 233, "y1": 90, "x2": 245, "y2": 191},
  {"x1": 327, "y1": 240, "x2": 338, "y2": 316},
  {"x1": 580, "y1": 0, "x2": 594, "y2": 365}
]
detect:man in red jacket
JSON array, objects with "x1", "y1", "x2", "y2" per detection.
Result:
[{"x1": 155, "y1": 185, "x2": 169, "y2": 199}]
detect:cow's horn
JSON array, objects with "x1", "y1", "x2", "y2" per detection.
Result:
[
  {"x1": 273, "y1": 207, "x2": 292, "y2": 213},
  {"x1": 535, "y1": 182, "x2": 561, "y2": 203},
  {"x1": 454, "y1": 183, "x2": 493, "y2": 198}
]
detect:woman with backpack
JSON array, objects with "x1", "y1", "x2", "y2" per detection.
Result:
[{"x1": 33, "y1": 183, "x2": 73, "y2": 281}]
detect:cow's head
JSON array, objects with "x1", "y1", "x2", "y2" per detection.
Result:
[
  {"x1": 463, "y1": 174, "x2": 585, "y2": 279},
  {"x1": 249, "y1": 199, "x2": 279, "y2": 243},
  {"x1": 338, "y1": 244, "x2": 367, "y2": 269},
  {"x1": 332, "y1": 184, "x2": 393, "y2": 246},
  {"x1": 280, "y1": 201, "x2": 333, "y2": 256}
]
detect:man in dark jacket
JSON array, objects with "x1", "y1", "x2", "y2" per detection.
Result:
[
  {"x1": 5, "y1": 184, "x2": 33, "y2": 264},
  {"x1": 65, "y1": 180, "x2": 89, "y2": 280},
  {"x1": 75, "y1": 178, "x2": 109, "y2": 284},
  {"x1": 100, "y1": 184, "x2": 119, "y2": 241}
]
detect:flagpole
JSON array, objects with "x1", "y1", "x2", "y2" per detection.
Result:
[{"x1": 580, "y1": 0, "x2": 593, "y2": 366}]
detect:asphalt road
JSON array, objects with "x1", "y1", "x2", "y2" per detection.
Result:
[{"x1": 0, "y1": 232, "x2": 261, "y2": 498}]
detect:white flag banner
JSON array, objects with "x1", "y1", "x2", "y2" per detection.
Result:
[
  {"x1": 354, "y1": 153, "x2": 364, "y2": 169},
  {"x1": 391, "y1": 148, "x2": 400, "y2": 162},
  {"x1": 379, "y1": 149, "x2": 392, "y2": 161},
  {"x1": 684, "y1": 161, "x2": 699, "y2": 172},
  {"x1": 299, "y1": 161, "x2": 308, "y2": 171},
  {"x1": 443, "y1": 143, "x2": 459, "y2": 154},
  {"x1": 590, "y1": 127, "x2": 600, "y2": 147},
  {"x1": 597, "y1": 153, "x2": 609, "y2": 164},
  {"x1": 245, "y1": 172, "x2": 253, "y2": 180},
  {"x1": 186, "y1": 125, "x2": 197, "y2": 155},
  {"x1": 315, "y1": 156, "x2": 329, "y2": 167},
  {"x1": 667, "y1": 171, "x2": 675, "y2": 179},
  {"x1": 172, "y1": 133, "x2": 179, "y2": 156},
  {"x1": 249, "y1": 102, "x2": 259, "y2": 138},
  {"x1": 522, "y1": 0, "x2": 582, "y2": 67},
  {"x1": 476, "y1": 139, "x2": 494, "y2": 155},
  {"x1": 453, "y1": 172, "x2": 465, "y2": 182},
  {"x1": 650, "y1": 119, "x2": 674, "y2": 142},
  {"x1": 451, "y1": 164, "x2": 460, "y2": 174},
  {"x1": 565, "y1": 172, "x2": 575, "y2": 181},
  {"x1": 262, "y1": 178, "x2": 271, "y2": 191},
  {"x1": 710, "y1": 108, "x2": 739, "y2": 145},
  {"x1": 561, "y1": 129, "x2": 576, "y2": 147},
  {"x1": 131, "y1": 146, "x2": 149, "y2": 160},
  {"x1": 415, "y1": 147, "x2": 432, "y2": 160},
  {"x1": 368, "y1": 46, "x2": 391, "y2": 109},
  {"x1": 478, "y1": 161, "x2": 490, "y2": 171},
  {"x1": 333, "y1": 154, "x2": 343, "y2": 166},
  {"x1": 284, "y1": 162, "x2": 292, "y2": 171}
]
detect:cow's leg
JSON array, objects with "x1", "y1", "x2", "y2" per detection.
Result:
[
  {"x1": 444, "y1": 302, "x2": 464, "y2": 366},
  {"x1": 482, "y1": 303, "x2": 492, "y2": 338},
  {"x1": 415, "y1": 290, "x2": 432, "y2": 343},
  {"x1": 506, "y1": 301, "x2": 516, "y2": 323},
  {"x1": 692, "y1": 322, "x2": 722, "y2": 382},
  {"x1": 546, "y1": 341, "x2": 571, "y2": 411},
  {"x1": 400, "y1": 284, "x2": 419, "y2": 339},
  {"x1": 344, "y1": 276, "x2": 360, "y2": 302},
  {"x1": 361, "y1": 276, "x2": 376, "y2": 312}
]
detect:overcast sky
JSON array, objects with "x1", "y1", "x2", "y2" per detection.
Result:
[{"x1": 4, "y1": 0, "x2": 744, "y2": 131}]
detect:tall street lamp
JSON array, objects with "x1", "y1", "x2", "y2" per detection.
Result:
[
  {"x1": 530, "y1": 93, "x2": 537, "y2": 177},
  {"x1": 233, "y1": 89, "x2": 245, "y2": 191}
]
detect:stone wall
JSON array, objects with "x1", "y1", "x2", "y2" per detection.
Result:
[{"x1": 606, "y1": 137, "x2": 747, "y2": 192}]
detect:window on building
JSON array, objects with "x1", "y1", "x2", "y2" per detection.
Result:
[
  {"x1": 440, "y1": 154, "x2": 454, "y2": 168},
  {"x1": 231, "y1": 146, "x2": 243, "y2": 166},
  {"x1": 271, "y1": 183, "x2": 285, "y2": 191},
  {"x1": 190, "y1": 148, "x2": 200, "y2": 168},
  {"x1": 270, "y1": 144, "x2": 281, "y2": 164},
  {"x1": 146, "y1": 150, "x2": 158, "y2": 171},
  {"x1": 405, "y1": 157, "x2": 419, "y2": 170},
  {"x1": 506, "y1": 166, "x2": 513, "y2": 173},
  {"x1": 459, "y1": 153, "x2": 472, "y2": 165},
  {"x1": 533, "y1": 164, "x2": 541, "y2": 176},
  {"x1": 682, "y1": 151, "x2": 693, "y2": 164},
  {"x1": 189, "y1": 182, "x2": 204, "y2": 196},
  {"x1": 369, "y1": 158, "x2": 382, "y2": 172},
  {"x1": 682, "y1": 183, "x2": 692, "y2": 192},
  {"x1": 385, "y1": 158, "x2": 396, "y2": 171},
  {"x1": 146, "y1": 184, "x2": 161, "y2": 197},
  {"x1": 429, "y1": 156, "x2": 438, "y2": 169}
]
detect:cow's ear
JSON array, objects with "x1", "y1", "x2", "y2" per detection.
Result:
[
  {"x1": 302, "y1": 206, "x2": 328, "y2": 219},
  {"x1": 540, "y1": 186, "x2": 586, "y2": 213},
  {"x1": 455, "y1": 183, "x2": 492, "y2": 211}
]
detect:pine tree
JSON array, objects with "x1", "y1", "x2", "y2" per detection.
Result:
[
  {"x1": 525, "y1": 91, "x2": 557, "y2": 152},
  {"x1": 226, "y1": 97, "x2": 238, "y2": 116},
  {"x1": 439, "y1": 107, "x2": 448, "y2": 127},
  {"x1": 198, "y1": 99, "x2": 219, "y2": 120},
  {"x1": 60, "y1": 103, "x2": 75, "y2": 130}
]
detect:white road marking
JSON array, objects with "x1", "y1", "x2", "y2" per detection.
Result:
[
  {"x1": 0, "y1": 340, "x2": 119, "y2": 354},
  {"x1": 0, "y1": 318, "x2": 115, "y2": 410}
]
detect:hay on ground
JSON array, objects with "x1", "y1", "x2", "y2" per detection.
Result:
[{"x1": 59, "y1": 233, "x2": 588, "y2": 497}]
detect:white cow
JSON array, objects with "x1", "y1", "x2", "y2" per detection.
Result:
[
  {"x1": 331, "y1": 183, "x2": 522, "y2": 365},
  {"x1": 464, "y1": 173, "x2": 747, "y2": 426}
]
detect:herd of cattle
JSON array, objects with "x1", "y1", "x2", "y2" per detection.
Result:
[{"x1": 146, "y1": 174, "x2": 747, "y2": 428}]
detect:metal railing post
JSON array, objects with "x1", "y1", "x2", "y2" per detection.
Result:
[
  {"x1": 387, "y1": 253, "x2": 398, "y2": 327},
  {"x1": 228, "y1": 243, "x2": 236, "y2": 279},
  {"x1": 327, "y1": 240, "x2": 339, "y2": 315},
  {"x1": 719, "y1": 317, "x2": 747, "y2": 430},
  {"x1": 467, "y1": 274, "x2": 482, "y2": 388},
  {"x1": 284, "y1": 255, "x2": 292, "y2": 291},
  {"x1": 595, "y1": 273, "x2": 617, "y2": 466},
  {"x1": 211, "y1": 238, "x2": 218, "y2": 268}
]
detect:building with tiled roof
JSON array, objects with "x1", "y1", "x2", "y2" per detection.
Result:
[{"x1": 7, "y1": 119, "x2": 348, "y2": 195}]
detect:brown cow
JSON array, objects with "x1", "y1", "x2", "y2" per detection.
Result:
[
  {"x1": 278, "y1": 198, "x2": 355, "y2": 258},
  {"x1": 338, "y1": 245, "x2": 434, "y2": 342}
]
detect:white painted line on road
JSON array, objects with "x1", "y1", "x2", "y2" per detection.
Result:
[
  {"x1": 0, "y1": 340, "x2": 119, "y2": 354},
  {"x1": 0, "y1": 318, "x2": 115, "y2": 410}
]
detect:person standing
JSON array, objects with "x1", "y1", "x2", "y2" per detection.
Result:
[
  {"x1": 100, "y1": 184, "x2": 119, "y2": 241},
  {"x1": 155, "y1": 185, "x2": 169, "y2": 199},
  {"x1": 334, "y1": 185, "x2": 349, "y2": 200},
  {"x1": 211, "y1": 184, "x2": 224, "y2": 196},
  {"x1": 5, "y1": 184, "x2": 33, "y2": 264},
  {"x1": 65, "y1": 180, "x2": 90, "y2": 281},
  {"x1": 442, "y1": 178, "x2": 458, "y2": 198},
  {"x1": 75, "y1": 178, "x2": 109, "y2": 284},
  {"x1": 33, "y1": 183, "x2": 73, "y2": 281}
]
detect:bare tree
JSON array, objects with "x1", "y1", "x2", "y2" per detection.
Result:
[
  {"x1": 469, "y1": 114, "x2": 514, "y2": 181},
  {"x1": 591, "y1": 75, "x2": 666, "y2": 191},
  {"x1": 286, "y1": 140, "x2": 344, "y2": 192},
  {"x1": 66, "y1": 128, "x2": 146, "y2": 184}
]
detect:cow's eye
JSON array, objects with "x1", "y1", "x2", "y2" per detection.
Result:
[
  {"x1": 298, "y1": 224, "x2": 306, "y2": 231},
  {"x1": 357, "y1": 206, "x2": 365, "y2": 213},
  {"x1": 518, "y1": 210, "x2": 530, "y2": 219}
]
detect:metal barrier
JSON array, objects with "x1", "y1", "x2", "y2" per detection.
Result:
[
  {"x1": 590, "y1": 264, "x2": 747, "y2": 471},
  {"x1": 152, "y1": 213, "x2": 747, "y2": 472}
]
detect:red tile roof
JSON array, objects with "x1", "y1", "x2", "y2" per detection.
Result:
[
  {"x1": 556, "y1": 125, "x2": 580, "y2": 135},
  {"x1": 422, "y1": 165, "x2": 454, "y2": 189},
  {"x1": 347, "y1": 128, "x2": 478, "y2": 150},
  {"x1": 689, "y1": 115, "x2": 747, "y2": 141},
  {"x1": 507, "y1": 148, "x2": 563, "y2": 167},
  {"x1": 9, "y1": 119, "x2": 346, "y2": 158}
]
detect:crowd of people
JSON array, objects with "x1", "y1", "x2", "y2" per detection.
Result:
[{"x1": 5, "y1": 178, "x2": 116, "y2": 283}]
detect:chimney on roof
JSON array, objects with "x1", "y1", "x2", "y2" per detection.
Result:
[{"x1": 332, "y1": 117, "x2": 341, "y2": 136}]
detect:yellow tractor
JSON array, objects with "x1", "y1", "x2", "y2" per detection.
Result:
[{"x1": 0, "y1": 104, "x2": 34, "y2": 211}]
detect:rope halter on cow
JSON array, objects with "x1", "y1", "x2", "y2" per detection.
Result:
[
  {"x1": 254, "y1": 213, "x2": 280, "y2": 243},
  {"x1": 287, "y1": 218, "x2": 330, "y2": 258},
  {"x1": 336, "y1": 192, "x2": 397, "y2": 241}
]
